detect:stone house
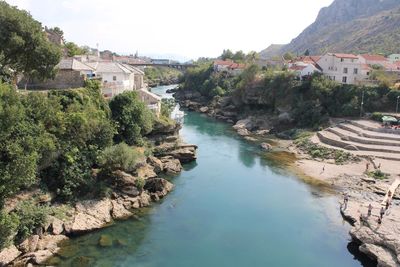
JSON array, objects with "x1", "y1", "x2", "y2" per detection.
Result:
[
  {"x1": 213, "y1": 60, "x2": 246, "y2": 75},
  {"x1": 317, "y1": 53, "x2": 369, "y2": 85},
  {"x1": 137, "y1": 89, "x2": 162, "y2": 117},
  {"x1": 18, "y1": 58, "x2": 95, "y2": 90}
]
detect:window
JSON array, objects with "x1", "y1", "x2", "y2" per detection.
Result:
[
  {"x1": 341, "y1": 58, "x2": 344, "y2": 62},
  {"x1": 343, "y1": 68, "x2": 348, "y2": 74},
  {"x1": 113, "y1": 76, "x2": 117, "y2": 81},
  {"x1": 353, "y1": 68, "x2": 358, "y2": 74},
  {"x1": 367, "y1": 72, "x2": 370, "y2": 76},
  {"x1": 333, "y1": 76, "x2": 335, "y2": 81},
  {"x1": 342, "y1": 76, "x2": 347, "y2": 83}
]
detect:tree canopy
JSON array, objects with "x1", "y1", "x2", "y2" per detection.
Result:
[{"x1": 0, "y1": 1, "x2": 61, "y2": 82}]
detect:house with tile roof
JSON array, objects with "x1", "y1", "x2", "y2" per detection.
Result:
[
  {"x1": 86, "y1": 61, "x2": 146, "y2": 97},
  {"x1": 316, "y1": 53, "x2": 370, "y2": 85},
  {"x1": 17, "y1": 58, "x2": 95, "y2": 89},
  {"x1": 213, "y1": 60, "x2": 246, "y2": 75}
]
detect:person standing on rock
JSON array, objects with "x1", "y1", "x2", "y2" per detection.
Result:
[
  {"x1": 368, "y1": 204, "x2": 372, "y2": 216},
  {"x1": 365, "y1": 162, "x2": 370, "y2": 172},
  {"x1": 385, "y1": 200, "x2": 390, "y2": 210},
  {"x1": 380, "y1": 206, "x2": 385, "y2": 219},
  {"x1": 343, "y1": 193, "x2": 349, "y2": 209}
]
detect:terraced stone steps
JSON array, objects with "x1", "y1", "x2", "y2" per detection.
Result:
[
  {"x1": 327, "y1": 127, "x2": 400, "y2": 147},
  {"x1": 338, "y1": 124, "x2": 400, "y2": 142}
]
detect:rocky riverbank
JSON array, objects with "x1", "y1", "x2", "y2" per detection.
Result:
[
  {"x1": 173, "y1": 89, "x2": 400, "y2": 267},
  {"x1": 0, "y1": 122, "x2": 197, "y2": 266}
]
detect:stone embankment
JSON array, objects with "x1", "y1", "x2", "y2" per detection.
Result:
[{"x1": 0, "y1": 126, "x2": 197, "y2": 266}]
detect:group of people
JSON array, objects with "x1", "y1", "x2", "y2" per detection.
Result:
[
  {"x1": 347, "y1": 189, "x2": 394, "y2": 226},
  {"x1": 366, "y1": 190, "x2": 393, "y2": 225}
]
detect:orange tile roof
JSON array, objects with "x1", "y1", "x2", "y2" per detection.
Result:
[
  {"x1": 360, "y1": 54, "x2": 388, "y2": 62},
  {"x1": 333, "y1": 53, "x2": 359, "y2": 59}
]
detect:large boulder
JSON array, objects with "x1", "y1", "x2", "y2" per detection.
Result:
[
  {"x1": 65, "y1": 199, "x2": 112, "y2": 234},
  {"x1": 48, "y1": 216, "x2": 65, "y2": 235},
  {"x1": 160, "y1": 156, "x2": 182, "y2": 175},
  {"x1": 144, "y1": 178, "x2": 174, "y2": 199},
  {"x1": 359, "y1": 243, "x2": 398, "y2": 267},
  {"x1": 121, "y1": 186, "x2": 140, "y2": 197},
  {"x1": 260, "y1": 143, "x2": 272, "y2": 151},
  {"x1": 18, "y1": 235, "x2": 39, "y2": 253},
  {"x1": 36, "y1": 235, "x2": 68, "y2": 252},
  {"x1": 147, "y1": 156, "x2": 163, "y2": 173},
  {"x1": 168, "y1": 145, "x2": 197, "y2": 163},
  {"x1": 111, "y1": 200, "x2": 132, "y2": 219},
  {"x1": 0, "y1": 245, "x2": 21, "y2": 266},
  {"x1": 113, "y1": 170, "x2": 136, "y2": 187},
  {"x1": 135, "y1": 164, "x2": 157, "y2": 179}
]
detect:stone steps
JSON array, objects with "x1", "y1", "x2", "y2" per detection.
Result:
[
  {"x1": 327, "y1": 127, "x2": 400, "y2": 147},
  {"x1": 338, "y1": 124, "x2": 400, "y2": 142},
  {"x1": 349, "y1": 120, "x2": 400, "y2": 136},
  {"x1": 318, "y1": 131, "x2": 400, "y2": 154},
  {"x1": 316, "y1": 131, "x2": 400, "y2": 161}
]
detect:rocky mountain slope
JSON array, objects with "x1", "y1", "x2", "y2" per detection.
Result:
[{"x1": 261, "y1": 0, "x2": 400, "y2": 57}]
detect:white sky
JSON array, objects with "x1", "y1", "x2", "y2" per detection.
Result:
[{"x1": 6, "y1": 0, "x2": 334, "y2": 61}]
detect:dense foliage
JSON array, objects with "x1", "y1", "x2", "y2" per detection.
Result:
[
  {"x1": 181, "y1": 63, "x2": 240, "y2": 98},
  {"x1": 98, "y1": 143, "x2": 142, "y2": 174},
  {"x1": 0, "y1": 1, "x2": 61, "y2": 82},
  {"x1": 110, "y1": 91, "x2": 154, "y2": 146},
  {"x1": 0, "y1": 80, "x2": 157, "y2": 208}
]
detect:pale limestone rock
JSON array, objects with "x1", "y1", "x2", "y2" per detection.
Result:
[
  {"x1": 18, "y1": 235, "x2": 39, "y2": 253},
  {"x1": 0, "y1": 245, "x2": 21, "y2": 266},
  {"x1": 36, "y1": 235, "x2": 68, "y2": 252},
  {"x1": 160, "y1": 157, "x2": 182, "y2": 175},
  {"x1": 111, "y1": 200, "x2": 132, "y2": 219},
  {"x1": 147, "y1": 156, "x2": 163, "y2": 173}
]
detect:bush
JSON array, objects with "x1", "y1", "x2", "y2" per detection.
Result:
[
  {"x1": 98, "y1": 143, "x2": 142, "y2": 174},
  {"x1": 368, "y1": 169, "x2": 389, "y2": 180},
  {"x1": 109, "y1": 91, "x2": 154, "y2": 145},
  {"x1": 135, "y1": 177, "x2": 145, "y2": 192},
  {"x1": 371, "y1": 112, "x2": 383, "y2": 122},
  {"x1": 14, "y1": 201, "x2": 49, "y2": 241},
  {"x1": 0, "y1": 211, "x2": 19, "y2": 249}
]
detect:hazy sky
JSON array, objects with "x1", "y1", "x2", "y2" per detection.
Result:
[{"x1": 6, "y1": 0, "x2": 334, "y2": 61}]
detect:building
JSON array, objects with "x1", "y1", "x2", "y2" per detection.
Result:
[
  {"x1": 358, "y1": 54, "x2": 388, "y2": 67},
  {"x1": 137, "y1": 89, "x2": 162, "y2": 117},
  {"x1": 287, "y1": 56, "x2": 322, "y2": 79},
  {"x1": 213, "y1": 60, "x2": 246, "y2": 75},
  {"x1": 316, "y1": 53, "x2": 369, "y2": 84},
  {"x1": 288, "y1": 63, "x2": 321, "y2": 79},
  {"x1": 388, "y1": 54, "x2": 400, "y2": 63},
  {"x1": 86, "y1": 62, "x2": 144, "y2": 97},
  {"x1": 18, "y1": 58, "x2": 95, "y2": 89}
]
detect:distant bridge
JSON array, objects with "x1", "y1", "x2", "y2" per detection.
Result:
[{"x1": 125, "y1": 63, "x2": 197, "y2": 70}]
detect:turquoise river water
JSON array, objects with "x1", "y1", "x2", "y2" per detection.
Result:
[{"x1": 58, "y1": 85, "x2": 374, "y2": 267}]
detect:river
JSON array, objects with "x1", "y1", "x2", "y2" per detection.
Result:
[{"x1": 58, "y1": 85, "x2": 374, "y2": 267}]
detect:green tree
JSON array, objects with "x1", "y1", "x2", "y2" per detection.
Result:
[
  {"x1": 109, "y1": 91, "x2": 154, "y2": 145},
  {"x1": 0, "y1": 1, "x2": 61, "y2": 84},
  {"x1": 283, "y1": 52, "x2": 295, "y2": 61},
  {"x1": 220, "y1": 49, "x2": 234, "y2": 60},
  {"x1": 65, "y1": 42, "x2": 88, "y2": 57},
  {"x1": 0, "y1": 211, "x2": 19, "y2": 249},
  {"x1": 233, "y1": 50, "x2": 246, "y2": 62},
  {"x1": 304, "y1": 49, "x2": 310, "y2": 56}
]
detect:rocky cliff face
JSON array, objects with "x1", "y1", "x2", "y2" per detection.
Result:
[{"x1": 262, "y1": 0, "x2": 400, "y2": 56}]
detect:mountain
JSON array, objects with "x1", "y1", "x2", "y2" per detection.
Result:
[
  {"x1": 259, "y1": 44, "x2": 285, "y2": 59},
  {"x1": 261, "y1": 0, "x2": 400, "y2": 57}
]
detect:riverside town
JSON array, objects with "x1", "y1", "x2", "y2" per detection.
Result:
[{"x1": 1, "y1": 0, "x2": 400, "y2": 266}]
